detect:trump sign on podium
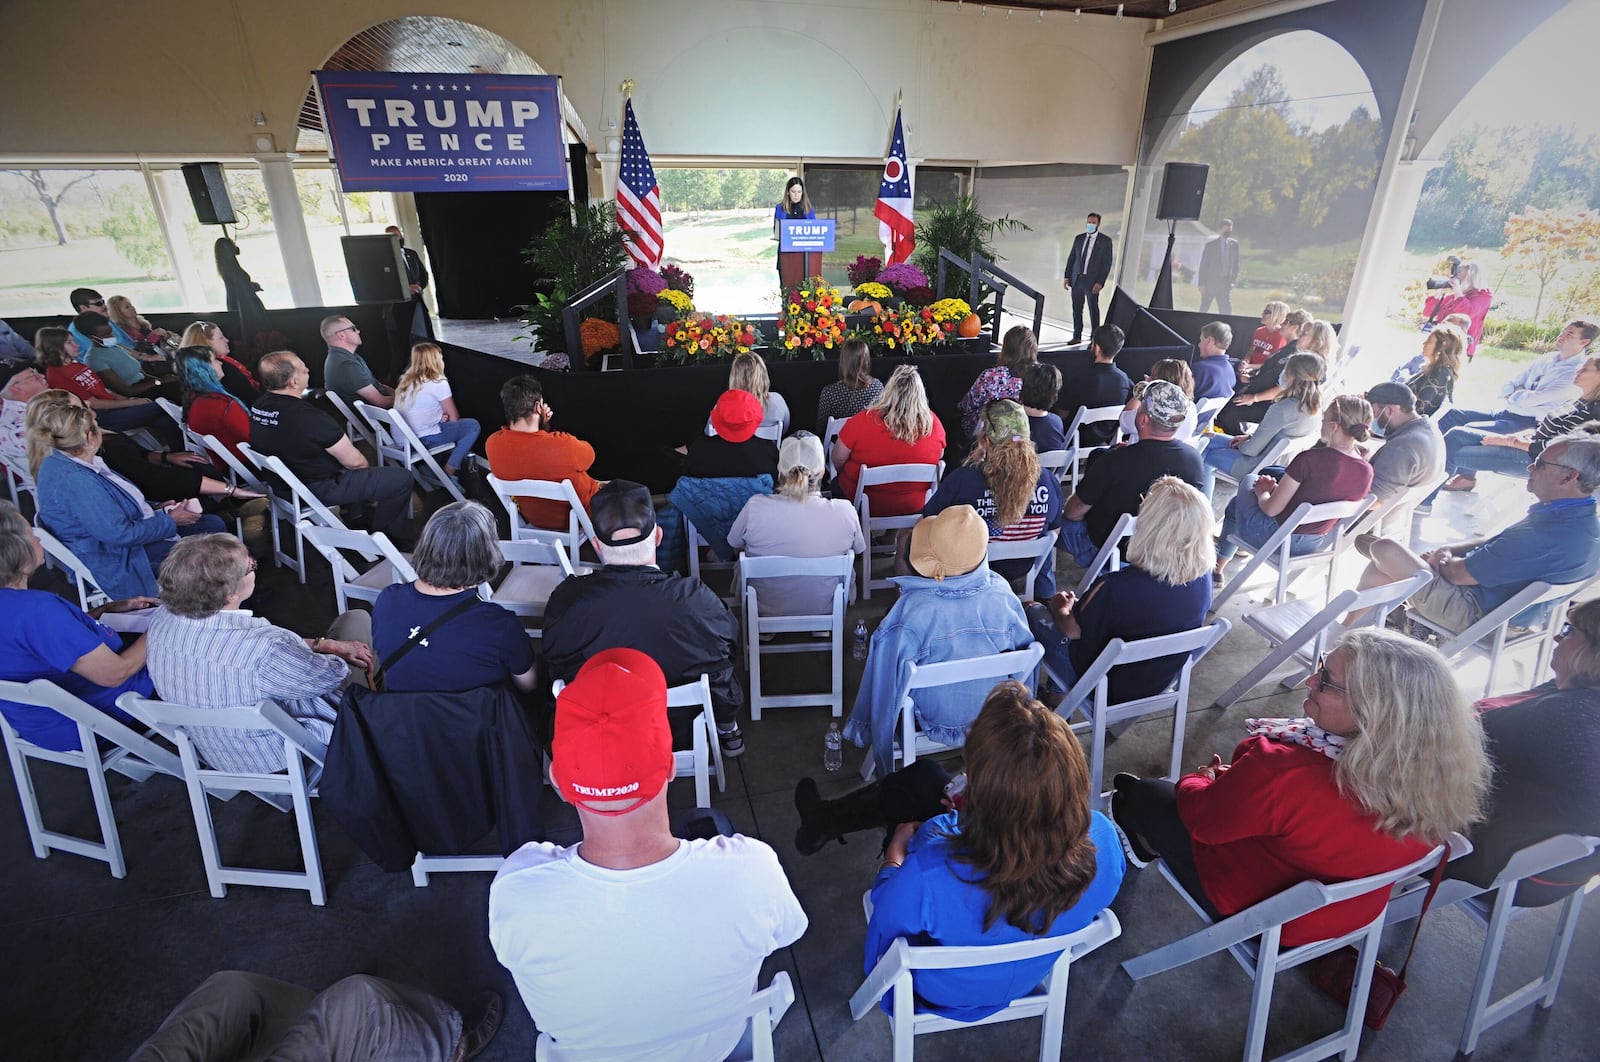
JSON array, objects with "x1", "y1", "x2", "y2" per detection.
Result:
[{"x1": 314, "y1": 70, "x2": 569, "y2": 192}]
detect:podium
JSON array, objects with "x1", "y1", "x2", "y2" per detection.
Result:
[{"x1": 778, "y1": 219, "x2": 836, "y2": 288}]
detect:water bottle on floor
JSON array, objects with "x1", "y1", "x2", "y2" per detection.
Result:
[
  {"x1": 823, "y1": 721, "x2": 844, "y2": 772},
  {"x1": 851, "y1": 619, "x2": 868, "y2": 661}
]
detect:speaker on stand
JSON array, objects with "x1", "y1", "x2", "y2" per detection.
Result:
[{"x1": 1149, "y1": 162, "x2": 1209, "y2": 310}]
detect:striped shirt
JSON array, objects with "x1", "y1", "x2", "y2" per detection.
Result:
[
  {"x1": 146, "y1": 608, "x2": 347, "y2": 775},
  {"x1": 1530, "y1": 399, "x2": 1600, "y2": 458}
]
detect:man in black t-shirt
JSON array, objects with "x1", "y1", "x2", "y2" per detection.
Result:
[
  {"x1": 1073, "y1": 324, "x2": 1134, "y2": 448},
  {"x1": 249, "y1": 352, "x2": 416, "y2": 542},
  {"x1": 1058, "y1": 381, "x2": 1204, "y2": 566}
]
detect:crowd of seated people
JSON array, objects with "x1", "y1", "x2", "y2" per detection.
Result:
[{"x1": 11, "y1": 292, "x2": 1600, "y2": 1062}]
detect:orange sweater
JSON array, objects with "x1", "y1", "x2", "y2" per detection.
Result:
[{"x1": 485, "y1": 428, "x2": 602, "y2": 530}]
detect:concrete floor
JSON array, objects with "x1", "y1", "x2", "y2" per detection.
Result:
[{"x1": 4, "y1": 470, "x2": 1596, "y2": 1061}]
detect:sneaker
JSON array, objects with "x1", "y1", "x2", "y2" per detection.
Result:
[
  {"x1": 717, "y1": 724, "x2": 746, "y2": 758},
  {"x1": 1111, "y1": 818, "x2": 1153, "y2": 870}
]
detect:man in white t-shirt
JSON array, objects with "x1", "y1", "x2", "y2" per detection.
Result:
[{"x1": 488, "y1": 648, "x2": 807, "y2": 1060}]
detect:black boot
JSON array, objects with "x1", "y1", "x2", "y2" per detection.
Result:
[{"x1": 792, "y1": 760, "x2": 952, "y2": 856}]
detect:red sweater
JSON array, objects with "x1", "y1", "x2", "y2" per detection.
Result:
[
  {"x1": 186, "y1": 392, "x2": 252, "y2": 461},
  {"x1": 1176, "y1": 737, "x2": 1431, "y2": 946}
]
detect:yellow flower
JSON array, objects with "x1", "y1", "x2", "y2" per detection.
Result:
[
  {"x1": 886, "y1": 339, "x2": 897, "y2": 348},
  {"x1": 788, "y1": 303, "x2": 800, "y2": 314}
]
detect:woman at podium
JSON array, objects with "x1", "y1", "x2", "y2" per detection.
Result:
[{"x1": 774, "y1": 177, "x2": 816, "y2": 285}]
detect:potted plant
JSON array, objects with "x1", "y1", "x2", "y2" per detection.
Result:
[
  {"x1": 521, "y1": 203, "x2": 629, "y2": 355},
  {"x1": 912, "y1": 194, "x2": 1028, "y2": 324}
]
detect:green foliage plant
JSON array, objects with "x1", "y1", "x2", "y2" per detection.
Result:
[
  {"x1": 911, "y1": 194, "x2": 1028, "y2": 316},
  {"x1": 521, "y1": 203, "x2": 628, "y2": 352}
]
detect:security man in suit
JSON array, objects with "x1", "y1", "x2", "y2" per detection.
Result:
[
  {"x1": 1062, "y1": 212, "x2": 1114, "y2": 345},
  {"x1": 1197, "y1": 218, "x2": 1240, "y2": 314},
  {"x1": 386, "y1": 225, "x2": 434, "y2": 341}
]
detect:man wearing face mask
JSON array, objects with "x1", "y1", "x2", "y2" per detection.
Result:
[
  {"x1": 1062, "y1": 212, "x2": 1114, "y2": 345},
  {"x1": 72, "y1": 313, "x2": 179, "y2": 402},
  {"x1": 1358, "y1": 382, "x2": 1444, "y2": 534}
]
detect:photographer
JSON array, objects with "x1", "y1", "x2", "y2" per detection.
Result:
[{"x1": 1420, "y1": 258, "x2": 1492, "y2": 359}]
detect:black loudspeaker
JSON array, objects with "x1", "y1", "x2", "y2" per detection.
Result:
[
  {"x1": 1156, "y1": 162, "x2": 1209, "y2": 221},
  {"x1": 181, "y1": 163, "x2": 237, "y2": 225},
  {"x1": 341, "y1": 235, "x2": 410, "y2": 304}
]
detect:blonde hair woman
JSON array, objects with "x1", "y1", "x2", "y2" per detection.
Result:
[
  {"x1": 178, "y1": 320, "x2": 259, "y2": 402},
  {"x1": 1027, "y1": 475, "x2": 1214, "y2": 706},
  {"x1": 833, "y1": 364, "x2": 947, "y2": 516},
  {"x1": 393, "y1": 341, "x2": 480, "y2": 479},
  {"x1": 106, "y1": 295, "x2": 170, "y2": 346},
  {"x1": 727, "y1": 432, "x2": 865, "y2": 616},
  {"x1": 925, "y1": 399, "x2": 1064, "y2": 596},
  {"x1": 1202, "y1": 352, "x2": 1326, "y2": 499},
  {"x1": 1113, "y1": 628, "x2": 1488, "y2": 947},
  {"x1": 706, "y1": 352, "x2": 789, "y2": 439}
]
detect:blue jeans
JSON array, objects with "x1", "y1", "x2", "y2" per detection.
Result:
[
  {"x1": 1060, "y1": 518, "x2": 1099, "y2": 568},
  {"x1": 1425, "y1": 415, "x2": 1540, "y2": 503},
  {"x1": 418, "y1": 418, "x2": 480, "y2": 472},
  {"x1": 1215, "y1": 488, "x2": 1331, "y2": 561},
  {"x1": 1437, "y1": 408, "x2": 1538, "y2": 437},
  {"x1": 1201, "y1": 434, "x2": 1241, "y2": 500},
  {"x1": 1026, "y1": 602, "x2": 1082, "y2": 703}
]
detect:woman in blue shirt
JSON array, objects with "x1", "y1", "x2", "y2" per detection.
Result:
[
  {"x1": 864, "y1": 680, "x2": 1125, "y2": 1021},
  {"x1": 773, "y1": 176, "x2": 815, "y2": 275}
]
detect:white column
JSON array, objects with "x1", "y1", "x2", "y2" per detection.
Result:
[
  {"x1": 139, "y1": 164, "x2": 206, "y2": 309},
  {"x1": 255, "y1": 154, "x2": 323, "y2": 307},
  {"x1": 596, "y1": 135, "x2": 622, "y2": 202}
]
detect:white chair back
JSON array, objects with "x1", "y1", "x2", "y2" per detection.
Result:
[
  {"x1": 0, "y1": 448, "x2": 35, "y2": 509},
  {"x1": 1415, "y1": 577, "x2": 1592, "y2": 696},
  {"x1": 486, "y1": 473, "x2": 595, "y2": 564},
  {"x1": 824, "y1": 415, "x2": 850, "y2": 479},
  {"x1": 321, "y1": 389, "x2": 377, "y2": 450},
  {"x1": 1211, "y1": 434, "x2": 1294, "y2": 498},
  {"x1": 551, "y1": 673, "x2": 725, "y2": 806},
  {"x1": 118, "y1": 693, "x2": 328, "y2": 905},
  {"x1": 1074, "y1": 513, "x2": 1136, "y2": 598},
  {"x1": 1212, "y1": 494, "x2": 1375, "y2": 614},
  {"x1": 1062, "y1": 403, "x2": 1124, "y2": 493},
  {"x1": 0, "y1": 678, "x2": 181, "y2": 879},
  {"x1": 885, "y1": 643, "x2": 1045, "y2": 776},
  {"x1": 489, "y1": 537, "x2": 576, "y2": 635},
  {"x1": 32, "y1": 523, "x2": 109, "y2": 611},
  {"x1": 739, "y1": 553, "x2": 854, "y2": 719},
  {"x1": 357, "y1": 400, "x2": 465, "y2": 503},
  {"x1": 535, "y1": 972, "x2": 794, "y2": 1062},
  {"x1": 298, "y1": 521, "x2": 415, "y2": 613},
  {"x1": 238, "y1": 442, "x2": 348, "y2": 584},
  {"x1": 1192, "y1": 395, "x2": 1230, "y2": 440},
  {"x1": 854, "y1": 462, "x2": 940, "y2": 600},
  {"x1": 985, "y1": 535, "x2": 1056, "y2": 601}
]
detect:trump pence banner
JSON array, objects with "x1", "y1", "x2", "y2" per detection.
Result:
[{"x1": 314, "y1": 70, "x2": 569, "y2": 193}]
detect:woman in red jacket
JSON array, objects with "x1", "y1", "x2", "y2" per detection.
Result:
[
  {"x1": 177, "y1": 345, "x2": 252, "y2": 462},
  {"x1": 1110, "y1": 628, "x2": 1489, "y2": 946}
]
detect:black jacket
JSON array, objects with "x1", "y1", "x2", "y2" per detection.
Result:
[
  {"x1": 320, "y1": 684, "x2": 548, "y2": 872},
  {"x1": 539, "y1": 564, "x2": 742, "y2": 725}
]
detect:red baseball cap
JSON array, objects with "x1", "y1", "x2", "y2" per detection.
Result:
[
  {"x1": 710, "y1": 389, "x2": 763, "y2": 443},
  {"x1": 552, "y1": 648, "x2": 673, "y2": 815}
]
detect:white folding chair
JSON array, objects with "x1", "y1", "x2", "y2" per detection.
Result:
[
  {"x1": 1074, "y1": 513, "x2": 1136, "y2": 598},
  {"x1": 1212, "y1": 434, "x2": 1294, "y2": 501},
  {"x1": 356, "y1": 401, "x2": 465, "y2": 504},
  {"x1": 685, "y1": 514, "x2": 738, "y2": 598},
  {"x1": 739, "y1": 553, "x2": 852, "y2": 719},
  {"x1": 486, "y1": 473, "x2": 596, "y2": 565},
  {"x1": 238, "y1": 442, "x2": 351, "y2": 584},
  {"x1": 854, "y1": 462, "x2": 940, "y2": 600},
  {"x1": 118, "y1": 693, "x2": 328, "y2": 906},
  {"x1": 824, "y1": 415, "x2": 850, "y2": 479},
  {"x1": 321, "y1": 389, "x2": 377, "y2": 452},
  {"x1": 850, "y1": 906, "x2": 1121, "y2": 1062},
  {"x1": 153, "y1": 397, "x2": 210, "y2": 457},
  {"x1": 535, "y1": 972, "x2": 794, "y2": 1062},
  {"x1": 1414, "y1": 578, "x2": 1590, "y2": 697},
  {"x1": 1049, "y1": 619, "x2": 1230, "y2": 808},
  {"x1": 1122, "y1": 841, "x2": 1455, "y2": 1062},
  {"x1": 0, "y1": 449, "x2": 35, "y2": 509},
  {"x1": 197, "y1": 432, "x2": 279, "y2": 551},
  {"x1": 1192, "y1": 395, "x2": 1230, "y2": 440},
  {"x1": 1446, "y1": 834, "x2": 1600, "y2": 1055},
  {"x1": 879, "y1": 643, "x2": 1045, "y2": 777},
  {"x1": 488, "y1": 537, "x2": 576, "y2": 636},
  {"x1": 298, "y1": 521, "x2": 416, "y2": 613},
  {"x1": 551, "y1": 673, "x2": 724, "y2": 806},
  {"x1": 1063, "y1": 403, "x2": 1124, "y2": 493},
  {"x1": 1211, "y1": 571, "x2": 1432, "y2": 709},
  {"x1": 1036, "y1": 447, "x2": 1070, "y2": 486},
  {"x1": 1211, "y1": 495, "x2": 1375, "y2": 613},
  {"x1": 0, "y1": 679, "x2": 182, "y2": 879},
  {"x1": 32, "y1": 523, "x2": 109, "y2": 611},
  {"x1": 986, "y1": 535, "x2": 1056, "y2": 602},
  {"x1": 753, "y1": 421, "x2": 783, "y2": 442}
]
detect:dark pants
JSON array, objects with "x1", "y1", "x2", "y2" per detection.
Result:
[
  {"x1": 1214, "y1": 399, "x2": 1266, "y2": 437},
  {"x1": 1111, "y1": 775, "x2": 1223, "y2": 920},
  {"x1": 97, "y1": 403, "x2": 182, "y2": 450},
  {"x1": 307, "y1": 466, "x2": 415, "y2": 540},
  {"x1": 1199, "y1": 287, "x2": 1233, "y2": 314},
  {"x1": 1070, "y1": 279, "x2": 1102, "y2": 340}
]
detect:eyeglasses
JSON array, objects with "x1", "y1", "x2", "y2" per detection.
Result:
[
  {"x1": 1529, "y1": 456, "x2": 1579, "y2": 475},
  {"x1": 337, "y1": 326, "x2": 359, "y2": 335},
  {"x1": 243, "y1": 558, "x2": 258, "y2": 574},
  {"x1": 1313, "y1": 654, "x2": 1348, "y2": 694},
  {"x1": 87, "y1": 298, "x2": 106, "y2": 307}
]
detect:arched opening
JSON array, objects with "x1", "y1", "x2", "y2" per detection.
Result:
[{"x1": 1133, "y1": 30, "x2": 1381, "y2": 322}]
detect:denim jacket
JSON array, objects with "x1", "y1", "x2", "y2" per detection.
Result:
[{"x1": 844, "y1": 562, "x2": 1035, "y2": 777}]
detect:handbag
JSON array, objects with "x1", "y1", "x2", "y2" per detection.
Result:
[
  {"x1": 371, "y1": 594, "x2": 480, "y2": 692},
  {"x1": 1308, "y1": 844, "x2": 1450, "y2": 1032}
]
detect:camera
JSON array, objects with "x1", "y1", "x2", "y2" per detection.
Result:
[{"x1": 1425, "y1": 255, "x2": 1462, "y2": 290}]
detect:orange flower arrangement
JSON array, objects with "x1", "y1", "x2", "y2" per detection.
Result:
[
  {"x1": 867, "y1": 305, "x2": 956, "y2": 353},
  {"x1": 579, "y1": 318, "x2": 621, "y2": 362},
  {"x1": 781, "y1": 276, "x2": 847, "y2": 360},
  {"x1": 662, "y1": 312, "x2": 760, "y2": 363}
]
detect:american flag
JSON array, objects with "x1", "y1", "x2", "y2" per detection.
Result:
[
  {"x1": 874, "y1": 104, "x2": 915, "y2": 265},
  {"x1": 616, "y1": 98, "x2": 662, "y2": 268}
]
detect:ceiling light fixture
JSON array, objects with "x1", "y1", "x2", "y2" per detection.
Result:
[
  {"x1": 1169, "y1": 0, "x2": 1177, "y2": 11},
  {"x1": 1074, "y1": 8, "x2": 1081, "y2": 22},
  {"x1": 1006, "y1": 8, "x2": 1012, "y2": 19},
  {"x1": 1037, "y1": 9, "x2": 1044, "y2": 20},
  {"x1": 1117, "y1": 4, "x2": 1125, "y2": 20}
]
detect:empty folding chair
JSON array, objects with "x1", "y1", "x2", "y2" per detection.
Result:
[
  {"x1": 1121, "y1": 841, "x2": 1454, "y2": 1062},
  {"x1": 740, "y1": 553, "x2": 853, "y2": 719},
  {"x1": 854, "y1": 463, "x2": 940, "y2": 600},
  {"x1": 1048, "y1": 619, "x2": 1230, "y2": 808},
  {"x1": 1414, "y1": 578, "x2": 1590, "y2": 697},
  {"x1": 551, "y1": 673, "x2": 724, "y2": 807},
  {"x1": 487, "y1": 537, "x2": 576, "y2": 637},
  {"x1": 32, "y1": 523, "x2": 109, "y2": 611},
  {"x1": 299, "y1": 521, "x2": 416, "y2": 613},
  {"x1": 851, "y1": 907, "x2": 1120, "y2": 1062},
  {"x1": 879, "y1": 643, "x2": 1045, "y2": 777},
  {"x1": 357, "y1": 401, "x2": 465, "y2": 503},
  {"x1": 0, "y1": 678, "x2": 182, "y2": 879},
  {"x1": 535, "y1": 972, "x2": 794, "y2": 1062},
  {"x1": 1062, "y1": 403, "x2": 1124, "y2": 493},
  {"x1": 486, "y1": 473, "x2": 596, "y2": 564},
  {"x1": 118, "y1": 693, "x2": 328, "y2": 906},
  {"x1": 1211, "y1": 495, "x2": 1374, "y2": 613},
  {"x1": 1074, "y1": 513, "x2": 1136, "y2": 598},
  {"x1": 985, "y1": 535, "x2": 1056, "y2": 602},
  {"x1": 1211, "y1": 571, "x2": 1431, "y2": 709}
]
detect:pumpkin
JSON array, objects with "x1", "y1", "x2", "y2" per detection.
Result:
[
  {"x1": 848, "y1": 298, "x2": 881, "y2": 316},
  {"x1": 957, "y1": 313, "x2": 982, "y2": 338}
]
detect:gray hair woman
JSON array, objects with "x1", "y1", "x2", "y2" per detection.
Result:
[
  {"x1": 370, "y1": 501, "x2": 535, "y2": 693},
  {"x1": 145, "y1": 534, "x2": 374, "y2": 774},
  {"x1": 1112, "y1": 628, "x2": 1489, "y2": 946}
]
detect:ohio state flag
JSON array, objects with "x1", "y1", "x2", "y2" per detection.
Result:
[{"x1": 874, "y1": 105, "x2": 915, "y2": 265}]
